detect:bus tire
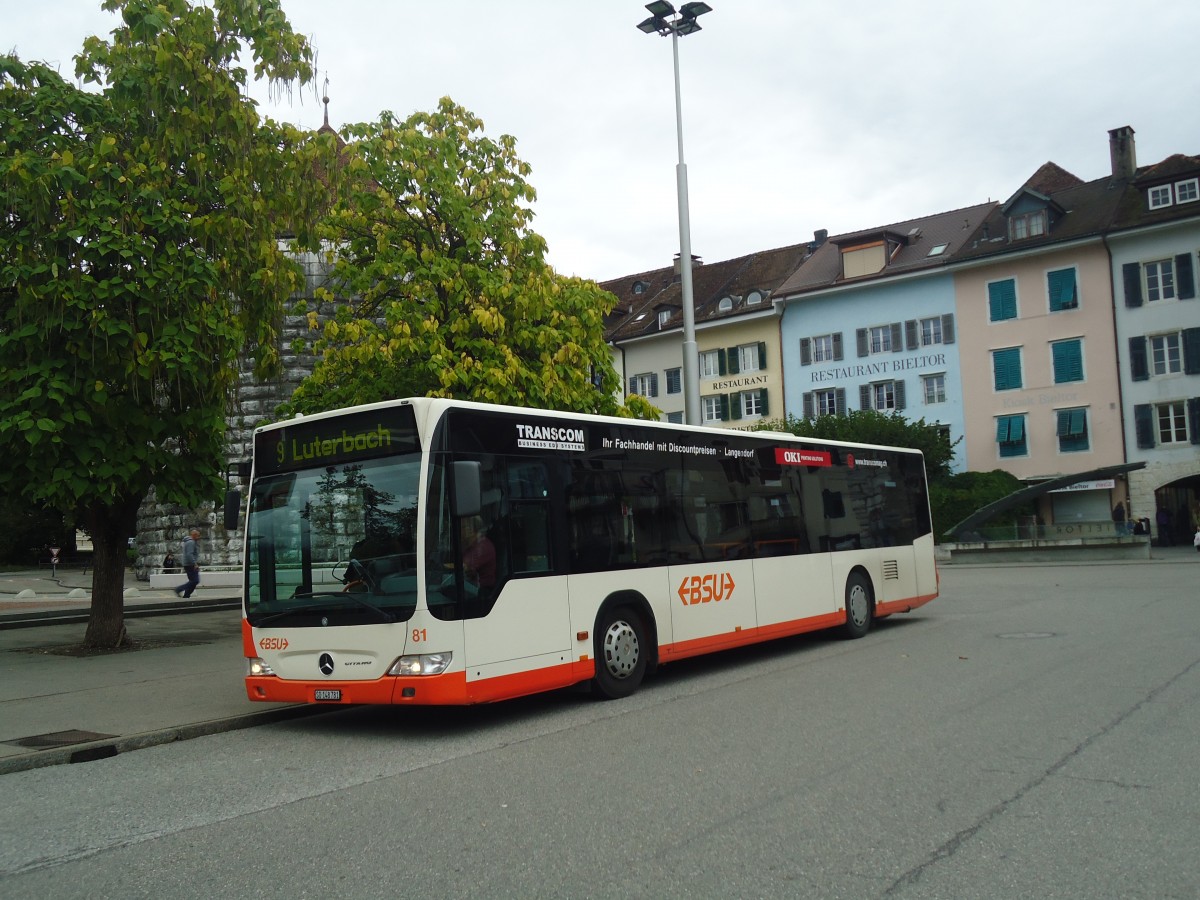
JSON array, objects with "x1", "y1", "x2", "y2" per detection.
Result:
[
  {"x1": 592, "y1": 606, "x2": 647, "y2": 700},
  {"x1": 842, "y1": 571, "x2": 874, "y2": 639}
]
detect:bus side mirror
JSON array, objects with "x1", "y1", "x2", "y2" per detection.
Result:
[
  {"x1": 223, "y1": 490, "x2": 241, "y2": 531},
  {"x1": 452, "y1": 461, "x2": 482, "y2": 518}
]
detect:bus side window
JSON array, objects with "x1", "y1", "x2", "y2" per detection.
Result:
[{"x1": 502, "y1": 460, "x2": 552, "y2": 574}]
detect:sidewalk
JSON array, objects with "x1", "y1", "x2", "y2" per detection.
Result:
[
  {"x1": 0, "y1": 566, "x2": 240, "y2": 627},
  {"x1": 0, "y1": 568, "x2": 321, "y2": 776}
]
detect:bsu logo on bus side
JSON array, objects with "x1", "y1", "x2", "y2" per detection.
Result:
[{"x1": 677, "y1": 573, "x2": 736, "y2": 606}]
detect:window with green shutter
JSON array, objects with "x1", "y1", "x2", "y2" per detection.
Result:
[
  {"x1": 992, "y1": 347, "x2": 1023, "y2": 390},
  {"x1": 996, "y1": 414, "x2": 1027, "y2": 457},
  {"x1": 1047, "y1": 268, "x2": 1078, "y2": 311},
  {"x1": 988, "y1": 279, "x2": 1017, "y2": 321},
  {"x1": 1056, "y1": 407, "x2": 1089, "y2": 452},
  {"x1": 1051, "y1": 339, "x2": 1084, "y2": 383}
]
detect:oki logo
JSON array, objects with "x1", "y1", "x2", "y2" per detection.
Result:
[
  {"x1": 775, "y1": 447, "x2": 831, "y2": 467},
  {"x1": 677, "y1": 572, "x2": 737, "y2": 606}
]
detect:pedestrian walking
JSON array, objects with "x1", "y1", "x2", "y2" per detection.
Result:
[
  {"x1": 1194, "y1": 526, "x2": 1200, "y2": 554},
  {"x1": 174, "y1": 529, "x2": 202, "y2": 598}
]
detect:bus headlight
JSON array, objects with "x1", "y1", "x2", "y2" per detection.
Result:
[
  {"x1": 247, "y1": 657, "x2": 276, "y2": 677},
  {"x1": 388, "y1": 653, "x2": 452, "y2": 676}
]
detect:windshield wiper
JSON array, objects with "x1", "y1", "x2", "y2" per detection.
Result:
[{"x1": 252, "y1": 590, "x2": 396, "y2": 626}]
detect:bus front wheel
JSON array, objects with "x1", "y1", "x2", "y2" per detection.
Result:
[
  {"x1": 842, "y1": 572, "x2": 874, "y2": 639},
  {"x1": 592, "y1": 606, "x2": 647, "y2": 700}
]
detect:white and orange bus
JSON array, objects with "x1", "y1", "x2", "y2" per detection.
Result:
[{"x1": 237, "y1": 398, "x2": 937, "y2": 705}]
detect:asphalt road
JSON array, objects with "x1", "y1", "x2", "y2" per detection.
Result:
[{"x1": 2, "y1": 559, "x2": 1197, "y2": 899}]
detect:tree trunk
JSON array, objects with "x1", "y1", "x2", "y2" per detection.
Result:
[{"x1": 81, "y1": 495, "x2": 141, "y2": 650}]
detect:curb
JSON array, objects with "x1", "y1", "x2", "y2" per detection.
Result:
[
  {"x1": 0, "y1": 703, "x2": 339, "y2": 776},
  {"x1": 0, "y1": 596, "x2": 242, "y2": 630}
]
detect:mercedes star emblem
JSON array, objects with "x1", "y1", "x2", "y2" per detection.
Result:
[{"x1": 318, "y1": 653, "x2": 335, "y2": 676}]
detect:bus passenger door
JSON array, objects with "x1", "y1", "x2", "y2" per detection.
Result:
[{"x1": 462, "y1": 459, "x2": 571, "y2": 675}]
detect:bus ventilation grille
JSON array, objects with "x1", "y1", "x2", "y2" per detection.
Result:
[{"x1": 882, "y1": 560, "x2": 899, "y2": 580}]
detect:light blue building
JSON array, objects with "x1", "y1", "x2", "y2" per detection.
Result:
[{"x1": 774, "y1": 204, "x2": 995, "y2": 473}]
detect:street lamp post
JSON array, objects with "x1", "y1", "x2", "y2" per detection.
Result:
[{"x1": 638, "y1": 1, "x2": 711, "y2": 426}]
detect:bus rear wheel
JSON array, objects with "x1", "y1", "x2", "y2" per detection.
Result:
[
  {"x1": 842, "y1": 572, "x2": 874, "y2": 639},
  {"x1": 592, "y1": 606, "x2": 647, "y2": 700}
]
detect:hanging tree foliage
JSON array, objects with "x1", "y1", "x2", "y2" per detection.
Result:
[
  {"x1": 282, "y1": 98, "x2": 654, "y2": 420},
  {"x1": 0, "y1": 0, "x2": 330, "y2": 648}
]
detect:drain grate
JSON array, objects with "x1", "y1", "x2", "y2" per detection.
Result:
[{"x1": 5, "y1": 729, "x2": 119, "y2": 750}]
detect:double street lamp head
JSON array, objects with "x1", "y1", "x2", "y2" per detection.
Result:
[{"x1": 637, "y1": 1, "x2": 712, "y2": 36}]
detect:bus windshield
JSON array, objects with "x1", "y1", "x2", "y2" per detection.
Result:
[{"x1": 245, "y1": 455, "x2": 421, "y2": 627}]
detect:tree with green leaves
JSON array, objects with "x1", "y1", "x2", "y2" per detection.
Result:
[
  {"x1": 0, "y1": 0, "x2": 328, "y2": 648},
  {"x1": 282, "y1": 98, "x2": 654, "y2": 420}
]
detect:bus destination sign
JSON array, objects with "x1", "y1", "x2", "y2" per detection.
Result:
[{"x1": 256, "y1": 407, "x2": 419, "y2": 475}]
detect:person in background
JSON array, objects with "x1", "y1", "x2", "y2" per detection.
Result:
[
  {"x1": 1156, "y1": 506, "x2": 1171, "y2": 546},
  {"x1": 1112, "y1": 501, "x2": 1127, "y2": 536},
  {"x1": 461, "y1": 516, "x2": 496, "y2": 594},
  {"x1": 173, "y1": 529, "x2": 201, "y2": 598}
]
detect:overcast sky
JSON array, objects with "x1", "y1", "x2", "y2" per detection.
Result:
[{"x1": 9, "y1": 1, "x2": 1200, "y2": 281}]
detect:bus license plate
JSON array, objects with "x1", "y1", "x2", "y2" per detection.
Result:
[{"x1": 314, "y1": 689, "x2": 341, "y2": 701}]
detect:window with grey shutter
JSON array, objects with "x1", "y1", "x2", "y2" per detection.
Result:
[
  {"x1": 1183, "y1": 328, "x2": 1200, "y2": 375},
  {"x1": 856, "y1": 328, "x2": 868, "y2": 358},
  {"x1": 800, "y1": 338, "x2": 812, "y2": 366},
  {"x1": 905, "y1": 319, "x2": 919, "y2": 350},
  {"x1": 941, "y1": 314, "x2": 955, "y2": 344},
  {"x1": 1129, "y1": 336, "x2": 1149, "y2": 381},
  {"x1": 1177, "y1": 253, "x2": 1196, "y2": 299},
  {"x1": 832, "y1": 332, "x2": 844, "y2": 360},
  {"x1": 894, "y1": 379, "x2": 906, "y2": 410},
  {"x1": 1123, "y1": 263, "x2": 1143, "y2": 307},
  {"x1": 890, "y1": 322, "x2": 903, "y2": 353},
  {"x1": 859, "y1": 384, "x2": 872, "y2": 410},
  {"x1": 835, "y1": 387, "x2": 847, "y2": 415},
  {"x1": 1134, "y1": 404, "x2": 1155, "y2": 448},
  {"x1": 1189, "y1": 398, "x2": 1200, "y2": 445},
  {"x1": 803, "y1": 392, "x2": 815, "y2": 418}
]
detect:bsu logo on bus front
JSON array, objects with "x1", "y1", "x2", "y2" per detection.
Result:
[{"x1": 677, "y1": 573, "x2": 736, "y2": 606}]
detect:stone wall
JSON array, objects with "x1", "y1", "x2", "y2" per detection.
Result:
[
  {"x1": 1129, "y1": 459, "x2": 1200, "y2": 543},
  {"x1": 134, "y1": 251, "x2": 340, "y2": 571}
]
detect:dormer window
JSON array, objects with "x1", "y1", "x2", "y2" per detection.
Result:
[
  {"x1": 1149, "y1": 185, "x2": 1173, "y2": 209},
  {"x1": 1009, "y1": 210, "x2": 1046, "y2": 240},
  {"x1": 632, "y1": 280, "x2": 647, "y2": 295},
  {"x1": 657, "y1": 309, "x2": 671, "y2": 328},
  {"x1": 1148, "y1": 178, "x2": 1200, "y2": 209},
  {"x1": 745, "y1": 290, "x2": 764, "y2": 305},
  {"x1": 718, "y1": 296, "x2": 734, "y2": 313},
  {"x1": 1001, "y1": 189, "x2": 1061, "y2": 242},
  {"x1": 841, "y1": 241, "x2": 887, "y2": 278}
]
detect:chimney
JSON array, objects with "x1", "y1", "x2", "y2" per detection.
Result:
[
  {"x1": 814, "y1": 228, "x2": 828, "y2": 246},
  {"x1": 672, "y1": 253, "x2": 702, "y2": 282},
  {"x1": 1108, "y1": 126, "x2": 1136, "y2": 180}
]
